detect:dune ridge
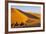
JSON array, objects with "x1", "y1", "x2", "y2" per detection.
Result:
[{"x1": 11, "y1": 8, "x2": 41, "y2": 28}]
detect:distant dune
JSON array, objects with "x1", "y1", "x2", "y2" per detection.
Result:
[{"x1": 11, "y1": 8, "x2": 41, "y2": 28}]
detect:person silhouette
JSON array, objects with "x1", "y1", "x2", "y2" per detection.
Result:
[
  {"x1": 15, "y1": 22, "x2": 18, "y2": 26},
  {"x1": 20, "y1": 22, "x2": 24, "y2": 26}
]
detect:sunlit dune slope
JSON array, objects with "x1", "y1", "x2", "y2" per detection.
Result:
[
  {"x1": 15, "y1": 9, "x2": 41, "y2": 25},
  {"x1": 17, "y1": 9, "x2": 40, "y2": 19},
  {"x1": 11, "y1": 8, "x2": 29, "y2": 24},
  {"x1": 11, "y1": 8, "x2": 41, "y2": 27}
]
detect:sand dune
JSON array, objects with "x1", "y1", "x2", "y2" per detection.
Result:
[
  {"x1": 11, "y1": 8, "x2": 29, "y2": 24},
  {"x1": 11, "y1": 8, "x2": 41, "y2": 28}
]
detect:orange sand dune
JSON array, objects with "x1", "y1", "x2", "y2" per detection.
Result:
[
  {"x1": 11, "y1": 8, "x2": 29, "y2": 24},
  {"x1": 11, "y1": 8, "x2": 41, "y2": 27}
]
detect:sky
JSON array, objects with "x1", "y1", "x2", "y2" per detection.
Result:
[{"x1": 12, "y1": 6, "x2": 41, "y2": 14}]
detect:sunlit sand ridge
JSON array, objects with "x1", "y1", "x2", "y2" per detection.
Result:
[
  {"x1": 11, "y1": 8, "x2": 29, "y2": 24},
  {"x1": 11, "y1": 8, "x2": 40, "y2": 28}
]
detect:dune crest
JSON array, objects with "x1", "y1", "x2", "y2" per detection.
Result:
[
  {"x1": 11, "y1": 8, "x2": 29, "y2": 24},
  {"x1": 11, "y1": 8, "x2": 40, "y2": 28}
]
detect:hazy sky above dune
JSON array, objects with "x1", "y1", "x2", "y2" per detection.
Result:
[{"x1": 12, "y1": 6, "x2": 41, "y2": 14}]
